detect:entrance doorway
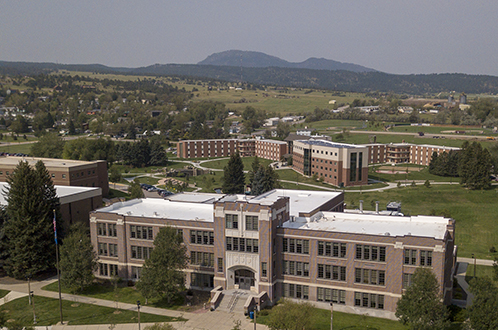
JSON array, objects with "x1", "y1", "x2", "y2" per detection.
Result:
[{"x1": 234, "y1": 269, "x2": 255, "y2": 290}]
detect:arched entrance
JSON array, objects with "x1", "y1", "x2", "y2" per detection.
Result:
[{"x1": 234, "y1": 268, "x2": 255, "y2": 290}]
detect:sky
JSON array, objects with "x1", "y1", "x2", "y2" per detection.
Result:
[{"x1": 1, "y1": 0, "x2": 498, "y2": 76}]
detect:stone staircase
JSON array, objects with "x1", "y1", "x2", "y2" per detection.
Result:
[{"x1": 217, "y1": 290, "x2": 251, "y2": 313}]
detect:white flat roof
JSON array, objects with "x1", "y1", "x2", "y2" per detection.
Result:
[
  {"x1": 96, "y1": 198, "x2": 214, "y2": 222},
  {"x1": 282, "y1": 211, "x2": 450, "y2": 240},
  {"x1": 0, "y1": 182, "x2": 101, "y2": 205},
  {"x1": 250, "y1": 189, "x2": 342, "y2": 217},
  {"x1": 166, "y1": 192, "x2": 223, "y2": 204},
  {"x1": 0, "y1": 156, "x2": 102, "y2": 168}
]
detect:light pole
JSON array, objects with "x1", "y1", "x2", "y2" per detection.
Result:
[
  {"x1": 330, "y1": 302, "x2": 333, "y2": 330},
  {"x1": 472, "y1": 254, "x2": 476, "y2": 278},
  {"x1": 137, "y1": 300, "x2": 141, "y2": 330},
  {"x1": 27, "y1": 273, "x2": 31, "y2": 305},
  {"x1": 31, "y1": 291, "x2": 37, "y2": 324},
  {"x1": 253, "y1": 300, "x2": 258, "y2": 330}
]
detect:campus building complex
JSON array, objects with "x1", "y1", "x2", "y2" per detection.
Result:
[
  {"x1": 363, "y1": 143, "x2": 460, "y2": 166},
  {"x1": 177, "y1": 139, "x2": 288, "y2": 162},
  {"x1": 292, "y1": 140, "x2": 369, "y2": 187},
  {"x1": 90, "y1": 189, "x2": 456, "y2": 318},
  {"x1": 0, "y1": 156, "x2": 109, "y2": 196}
]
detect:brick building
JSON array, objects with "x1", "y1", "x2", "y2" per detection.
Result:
[
  {"x1": 90, "y1": 189, "x2": 455, "y2": 318},
  {"x1": 177, "y1": 139, "x2": 288, "y2": 162},
  {"x1": 0, "y1": 156, "x2": 109, "y2": 196},
  {"x1": 363, "y1": 143, "x2": 460, "y2": 166},
  {"x1": 292, "y1": 140, "x2": 368, "y2": 187}
]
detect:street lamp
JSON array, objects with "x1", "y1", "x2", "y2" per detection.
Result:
[
  {"x1": 26, "y1": 273, "x2": 32, "y2": 305},
  {"x1": 30, "y1": 291, "x2": 37, "y2": 324},
  {"x1": 330, "y1": 303, "x2": 333, "y2": 330},
  {"x1": 472, "y1": 254, "x2": 476, "y2": 278},
  {"x1": 253, "y1": 300, "x2": 258, "y2": 330},
  {"x1": 137, "y1": 300, "x2": 141, "y2": 330}
]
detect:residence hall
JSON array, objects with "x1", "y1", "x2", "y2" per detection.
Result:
[
  {"x1": 177, "y1": 139, "x2": 288, "y2": 162},
  {"x1": 0, "y1": 182, "x2": 102, "y2": 230},
  {"x1": 292, "y1": 140, "x2": 369, "y2": 187},
  {"x1": 363, "y1": 143, "x2": 460, "y2": 165},
  {"x1": 91, "y1": 189, "x2": 455, "y2": 319},
  {"x1": 0, "y1": 156, "x2": 109, "y2": 196}
]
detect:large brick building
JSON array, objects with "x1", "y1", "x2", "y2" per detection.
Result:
[
  {"x1": 292, "y1": 140, "x2": 369, "y2": 187},
  {"x1": 90, "y1": 189, "x2": 456, "y2": 318},
  {"x1": 363, "y1": 143, "x2": 460, "y2": 166},
  {"x1": 0, "y1": 156, "x2": 109, "y2": 196},
  {"x1": 177, "y1": 139, "x2": 288, "y2": 162}
]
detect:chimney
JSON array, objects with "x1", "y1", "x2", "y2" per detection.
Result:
[
  {"x1": 359, "y1": 200, "x2": 363, "y2": 213},
  {"x1": 375, "y1": 201, "x2": 379, "y2": 214}
]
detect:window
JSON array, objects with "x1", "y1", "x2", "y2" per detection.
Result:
[
  {"x1": 317, "y1": 288, "x2": 346, "y2": 304},
  {"x1": 51, "y1": 173, "x2": 55, "y2": 178},
  {"x1": 190, "y1": 251, "x2": 214, "y2": 267},
  {"x1": 225, "y1": 214, "x2": 238, "y2": 229},
  {"x1": 218, "y1": 258, "x2": 223, "y2": 272},
  {"x1": 282, "y1": 238, "x2": 309, "y2": 254},
  {"x1": 356, "y1": 245, "x2": 386, "y2": 262},
  {"x1": 404, "y1": 249, "x2": 417, "y2": 265},
  {"x1": 317, "y1": 264, "x2": 346, "y2": 281},
  {"x1": 190, "y1": 230, "x2": 214, "y2": 245},
  {"x1": 261, "y1": 262, "x2": 267, "y2": 277},
  {"x1": 191, "y1": 273, "x2": 214, "y2": 288},
  {"x1": 354, "y1": 292, "x2": 384, "y2": 309},
  {"x1": 246, "y1": 216, "x2": 258, "y2": 231},
  {"x1": 110, "y1": 264, "x2": 118, "y2": 276},
  {"x1": 226, "y1": 237, "x2": 258, "y2": 253},
  {"x1": 318, "y1": 241, "x2": 347, "y2": 258},
  {"x1": 131, "y1": 266, "x2": 142, "y2": 279},
  {"x1": 283, "y1": 283, "x2": 309, "y2": 300},
  {"x1": 98, "y1": 243, "x2": 107, "y2": 256},
  {"x1": 354, "y1": 268, "x2": 385, "y2": 285},
  {"x1": 403, "y1": 273, "x2": 413, "y2": 288},
  {"x1": 130, "y1": 226, "x2": 153, "y2": 240},
  {"x1": 97, "y1": 223, "x2": 107, "y2": 236},
  {"x1": 131, "y1": 246, "x2": 153, "y2": 260},
  {"x1": 420, "y1": 250, "x2": 432, "y2": 266},
  {"x1": 99, "y1": 263, "x2": 108, "y2": 276},
  {"x1": 109, "y1": 244, "x2": 118, "y2": 257},
  {"x1": 108, "y1": 224, "x2": 117, "y2": 237},
  {"x1": 282, "y1": 261, "x2": 309, "y2": 277}
]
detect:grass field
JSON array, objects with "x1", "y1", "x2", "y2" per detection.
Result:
[
  {"x1": 0, "y1": 142, "x2": 35, "y2": 155},
  {"x1": 0, "y1": 290, "x2": 9, "y2": 299},
  {"x1": 200, "y1": 156, "x2": 273, "y2": 170},
  {"x1": 344, "y1": 184, "x2": 498, "y2": 259},
  {"x1": 465, "y1": 265, "x2": 497, "y2": 283},
  {"x1": 0, "y1": 295, "x2": 182, "y2": 326}
]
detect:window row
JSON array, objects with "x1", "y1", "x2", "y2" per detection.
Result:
[
  {"x1": 355, "y1": 245, "x2": 386, "y2": 262},
  {"x1": 97, "y1": 223, "x2": 117, "y2": 237},
  {"x1": 191, "y1": 273, "x2": 214, "y2": 288},
  {"x1": 130, "y1": 225, "x2": 153, "y2": 240},
  {"x1": 131, "y1": 245, "x2": 153, "y2": 260},
  {"x1": 190, "y1": 251, "x2": 215, "y2": 268},
  {"x1": 318, "y1": 241, "x2": 346, "y2": 258},
  {"x1": 98, "y1": 243, "x2": 118, "y2": 257},
  {"x1": 354, "y1": 292, "x2": 384, "y2": 309},
  {"x1": 317, "y1": 287, "x2": 346, "y2": 304},
  {"x1": 282, "y1": 238, "x2": 309, "y2": 254},
  {"x1": 226, "y1": 237, "x2": 259, "y2": 253},
  {"x1": 317, "y1": 264, "x2": 346, "y2": 281},
  {"x1": 282, "y1": 261, "x2": 310, "y2": 277},
  {"x1": 99, "y1": 263, "x2": 118, "y2": 277},
  {"x1": 355, "y1": 268, "x2": 385, "y2": 286},
  {"x1": 225, "y1": 214, "x2": 259, "y2": 231},
  {"x1": 404, "y1": 250, "x2": 432, "y2": 266},
  {"x1": 190, "y1": 230, "x2": 214, "y2": 245},
  {"x1": 282, "y1": 283, "x2": 309, "y2": 300}
]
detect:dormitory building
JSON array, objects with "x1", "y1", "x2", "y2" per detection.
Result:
[{"x1": 91, "y1": 189, "x2": 456, "y2": 319}]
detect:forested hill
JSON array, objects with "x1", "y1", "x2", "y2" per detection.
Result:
[
  {"x1": 197, "y1": 50, "x2": 377, "y2": 73},
  {"x1": 2, "y1": 60, "x2": 498, "y2": 95}
]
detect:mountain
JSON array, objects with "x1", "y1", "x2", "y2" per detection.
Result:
[{"x1": 197, "y1": 50, "x2": 377, "y2": 73}]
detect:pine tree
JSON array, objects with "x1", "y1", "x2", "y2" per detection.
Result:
[
  {"x1": 222, "y1": 152, "x2": 245, "y2": 194},
  {"x1": 252, "y1": 165, "x2": 280, "y2": 196},
  {"x1": 458, "y1": 141, "x2": 492, "y2": 190},
  {"x1": 248, "y1": 156, "x2": 261, "y2": 187},
  {"x1": 3, "y1": 161, "x2": 61, "y2": 278},
  {"x1": 149, "y1": 141, "x2": 168, "y2": 166},
  {"x1": 59, "y1": 223, "x2": 97, "y2": 293}
]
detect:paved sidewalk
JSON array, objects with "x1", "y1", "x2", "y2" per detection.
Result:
[{"x1": 457, "y1": 257, "x2": 495, "y2": 266}]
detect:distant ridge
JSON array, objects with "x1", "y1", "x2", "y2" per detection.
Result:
[{"x1": 197, "y1": 50, "x2": 377, "y2": 73}]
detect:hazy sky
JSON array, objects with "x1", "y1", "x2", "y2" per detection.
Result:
[{"x1": 1, "y1": 0, "x2": 497, "y2": 76}]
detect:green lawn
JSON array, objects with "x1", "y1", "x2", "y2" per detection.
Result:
[
  {"x1": 0, "y1": 295, "x2": 183, "y2": 326},
  {"x1": 200, "y1": 156, "x2": 273, "y2": 170},
  {"x1": 257, "y1": 306, "x2": 409, "y2": 330},
  {"x1": 0, "y1": 289, "x2": 9, "y2": 299},
  {"x1": 134, "y1": 176, "x2": 161, "y2": 185},
  {"x1": 344, "y1": 184, "x2": 498, "y2": 259},
  {"x1": 0, "y1": 142, "x2": 35, "y2": 155},
  {"x1": 465, "y1": 265, "x2": 497, "y2": 283},
  {"x1": 106, "y1": 188, "x2": 130, "y2": 199}
]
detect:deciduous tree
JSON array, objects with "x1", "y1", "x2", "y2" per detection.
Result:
[
  {"x1": 467, "y1": 277, "x2": 498, "y2": 330},
  {"x1": 31, "y1": 133, "x2": 65, "y2": 158},
  {"x1": 266, "y1": 299, "x2": 315, "y2": 330}
]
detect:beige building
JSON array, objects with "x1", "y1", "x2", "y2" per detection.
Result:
[{"x1": 363, "y1": 143, "x2": 460, "y2": 166}]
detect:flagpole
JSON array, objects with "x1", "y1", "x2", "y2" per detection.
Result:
[{"x1": 54, "y1": 209, "x2": 63, "y2": 324}]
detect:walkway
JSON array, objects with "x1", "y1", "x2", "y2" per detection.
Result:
[{"x1": 0, "y1": 277, "x2": 264, "y2": 330}]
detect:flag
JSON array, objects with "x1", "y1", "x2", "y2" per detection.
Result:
[{"x1": 53, "y1": 210, "x2": 58, "y2": 245}]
